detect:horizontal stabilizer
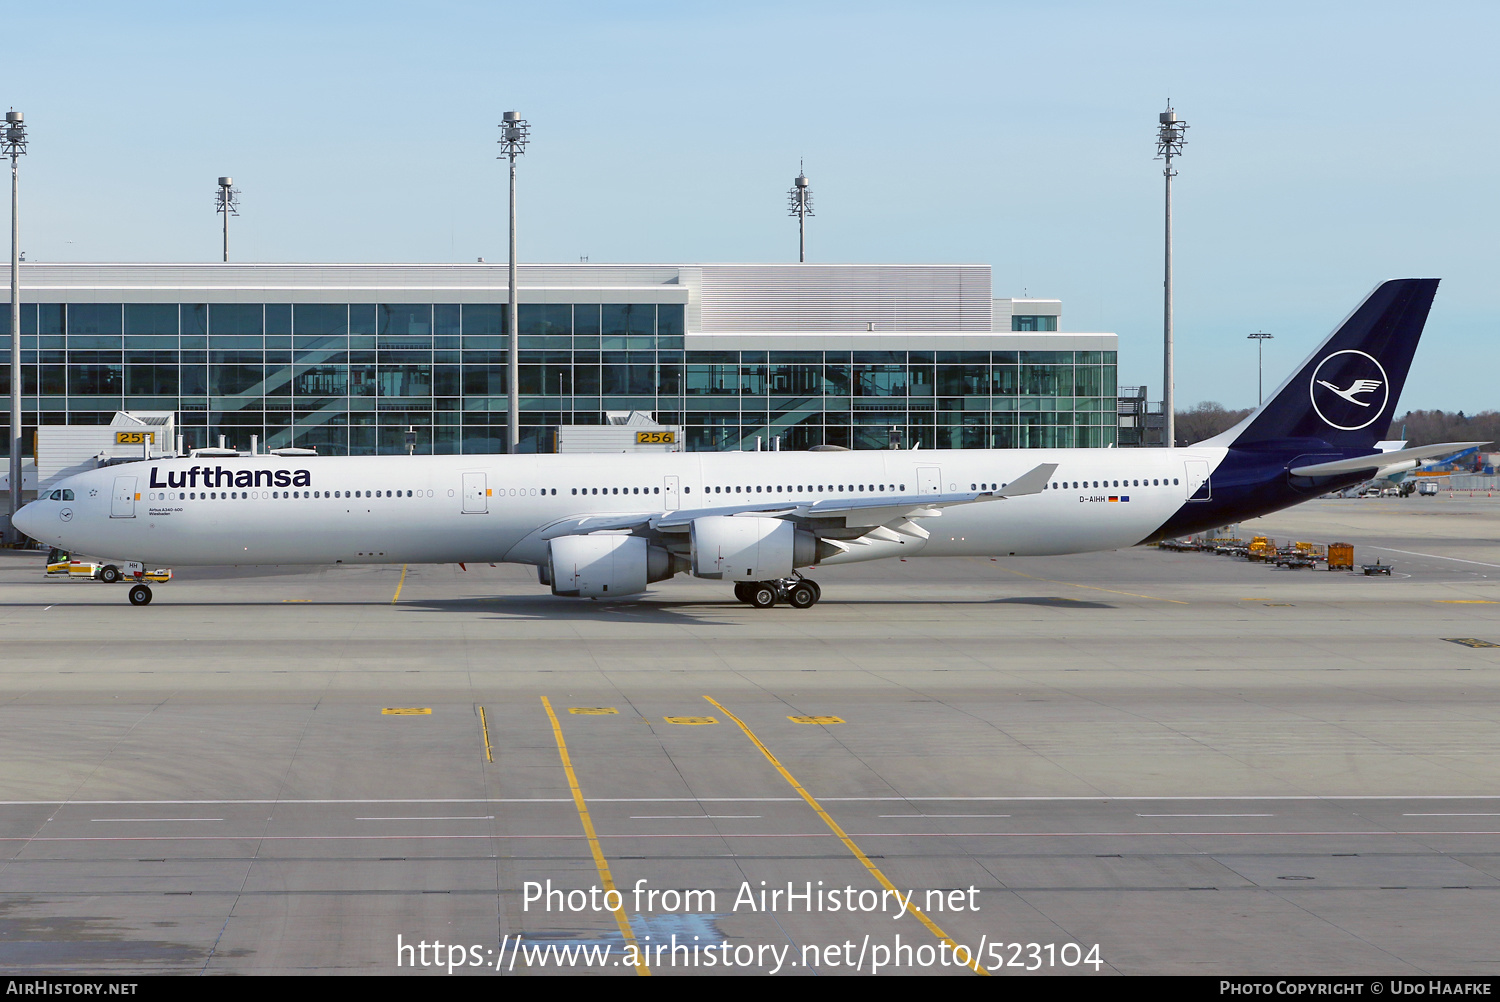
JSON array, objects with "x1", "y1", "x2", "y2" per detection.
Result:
[{"x1": 1289, "y1": 441, "x2": 1490, "y2": 477}]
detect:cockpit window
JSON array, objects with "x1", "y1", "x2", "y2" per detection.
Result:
[{"x1": 61, "y1": 489, "x2": 74, "y2": 501}]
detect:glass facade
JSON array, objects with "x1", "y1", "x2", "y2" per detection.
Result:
[
  {"x1": 1, "y1": 301, "x2": 1117, "y2": 454},
  {"x1": 1011, "y1": 315, "x2": 1059, "y2": 332}
]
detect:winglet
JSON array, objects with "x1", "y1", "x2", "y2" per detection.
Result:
[{"x1": 996, "y1": 463, "x2": 1057, "y2": 498}]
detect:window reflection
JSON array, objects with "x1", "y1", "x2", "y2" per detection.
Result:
[{"x1": 16, "y1": 300, "x2": 1122, "y2": 454}]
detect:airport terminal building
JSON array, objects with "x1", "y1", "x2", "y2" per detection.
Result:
[{"x1": 0, "y1": 263, "x2": 1118, "y2": 456}]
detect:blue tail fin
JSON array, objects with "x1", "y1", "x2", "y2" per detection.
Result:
[{"x1": 1203, "y1": 279, "x2": 1438, "y2": 451}]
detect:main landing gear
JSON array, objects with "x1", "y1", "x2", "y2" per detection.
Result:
[{"x1": 733, "y1": 576, "x2": 822, "y2": 609}]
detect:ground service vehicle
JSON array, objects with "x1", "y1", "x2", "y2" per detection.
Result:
[{"x1": 44, "y1": 548, "x2": 172, "y2": 588}]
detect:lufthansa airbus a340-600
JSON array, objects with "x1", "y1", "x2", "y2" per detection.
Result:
[{"x1": 14, "y1": 279, "x2": 1483, "y2": 608}]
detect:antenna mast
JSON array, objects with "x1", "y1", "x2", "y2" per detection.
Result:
[
  {"x1": 787, "y1": 162, "x2": 813, "y2": 263},
  {"x1": 1155, "y1": 105, "x2": 1188, "y2": 447},
  {"x1": 215, "y1": 177, "x2": 240, "y2": 262}
]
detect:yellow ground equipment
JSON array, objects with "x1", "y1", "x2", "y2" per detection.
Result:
[
  {"x1": 1294, "y1": 541, "x2": 1326, "y2": 561},
  {"x1": 45, "y1": 549, "x2": 172, "y2": 584},
  {"x1": 1273, "y1": 542, "x2": 1326, "y2": 569}
]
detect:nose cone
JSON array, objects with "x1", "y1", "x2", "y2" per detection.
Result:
[{"x1": 12, "y1": 500, "x2": 43, "y2": 540}]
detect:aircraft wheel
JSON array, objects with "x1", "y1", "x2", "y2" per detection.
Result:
[
  {"x1": 787, "y1": 582, "x2": 818, "y2": 609},
  {"x1": 733, "y1": 582, "x2": 754, "y2": 604},
  {"x1": 128, "y1": 584, "x2": 153, "y2": 606},
  {"x1": 99, "y1": 565, "x2": 121, "y2": 583},
  {"x1": 805, "y1": 580, "x2": 821, "y2": 604},
  {"x1": 748, "y1": 583, "x2": 778, "y2": 609}
]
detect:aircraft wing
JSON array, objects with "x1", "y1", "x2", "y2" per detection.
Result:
[
  {"x1": 1290, "y1": 442, "x2": 1490, "y2": 477},
  {"x1": 537, "y1": 512, "x2": 662, "y2": 540},
  {"x1": 653, "y1": 462, "x2": 1058, "y2": 530},
  {"x1": 536, "y1": 463, "x2": 1059, "y2": 538}
]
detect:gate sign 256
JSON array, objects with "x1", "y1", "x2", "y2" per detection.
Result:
[
  {"x1": 636, "y1": 431, "x2": 675, "y2": 444},
  {"x1": 115, "y1": 432, "x2": 155, "y2": 445}
]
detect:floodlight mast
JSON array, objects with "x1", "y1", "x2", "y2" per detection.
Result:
[
  {"x1": 1155, "y1": 105, "x2": 1187, "y2": 447},
  {"x1": 4, "y1": 111, "x2": 26, "y2": 543},
  {"x1": 787, "y1": 162, "x2": 813, "y2": 263},
  {"x1": 215, "y1": 177, "x2": 239, "y2": 263},
  {"x1": 497, "y1": 111, "x2": 530, "y2": 454},
  {"x1": 1248, "y1": 331, "x2": 1274, "y2": 405}
]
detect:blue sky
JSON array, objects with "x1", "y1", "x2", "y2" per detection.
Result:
[{"x1": 5, "y1": 1, "x2": 1496, "y2": 411}]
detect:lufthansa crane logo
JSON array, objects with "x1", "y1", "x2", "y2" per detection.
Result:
[{"x1": 1309, "y1": 349, "x2": 1389, "y2": 431}]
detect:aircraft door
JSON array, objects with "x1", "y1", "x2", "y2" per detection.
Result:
[
  {"x1": 663, "y1": 475, "x2": 680, "y2": 511},
  {"x1": 110, "y1": 476, "x2": 137, "y2": 518},
  {"x1": 1184, "y1": 460, "x2": 1211, "y2": 501},
  {"x1": 917, "y1": 466, "x2": 941, "y2": 495},
  {"x1": 462, "y1": 472, "x2": 488, "y2": 514}
]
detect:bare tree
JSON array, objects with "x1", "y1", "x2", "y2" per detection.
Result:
[
  {"x1": 1167, "y1": 405, "x2": 1495, "y2": 453},
  {"x1": 1175, "y1": 401, "x2": 1253, "y2": 445},
  {"x1": 1389, "y1": 410, "x2": 1500, "y2": 450}
]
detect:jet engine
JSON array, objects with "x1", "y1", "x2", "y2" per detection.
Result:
[
  {"x1": 689, "y1": 515, "x2": 818, "y2": 580},
  {"x1": 547, "y1": 534, "x2": 673, "y2": 598}
]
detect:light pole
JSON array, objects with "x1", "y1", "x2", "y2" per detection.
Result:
[
  {"x1": 215, "y1": 177, "x2": 239, "y2": 262},
  {"x1": 1247, "y1": 331, "x2": 1273, "y2": 406},
  {"x1": 497, "y1": 111, "x2": 529, "y2": 454},
  {"x1": 4, "y1": 111, "x2": 26, "y2": 542},
  {"x1": 1155, "y1": 105, "x2": 1187, "y2": 447},
  {"x1": 787, "y1": 162, "x2": 813, "y2": 263}
]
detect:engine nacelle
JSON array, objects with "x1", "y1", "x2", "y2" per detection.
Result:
[
  {"x1": 690, "y1": 515, "x2": 817, "y2": 580},
  {"x1": 547, "y1": 534, "x2": 673, "y2": 598}
]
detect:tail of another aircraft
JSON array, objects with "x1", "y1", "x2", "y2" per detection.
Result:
[{"x1": 1200, "y1": 279, "x2": 1439, "y2": 452}]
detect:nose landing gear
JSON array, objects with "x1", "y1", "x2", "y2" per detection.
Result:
[
  {"x1": 733, "y1": 575, "x2": 822, "y2": 609},
  {"x1": 127, "y1": 583, "x2": 153, "y2": 606}
]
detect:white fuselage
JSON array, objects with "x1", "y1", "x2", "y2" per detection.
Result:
[{"x1": 18, "y1": 447, "x2": 1227, "y2": 570}]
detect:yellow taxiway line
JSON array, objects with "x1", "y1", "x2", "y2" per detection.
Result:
[
  {"x1": 703, "y1": 695, "x2": 987, "y2": 976},
  {"x1": 541, "y1": 696, "x2": 649, "y2": 976},
  {"x1": 478, "y1": 706, "x2": 493, "y2": 763}
]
